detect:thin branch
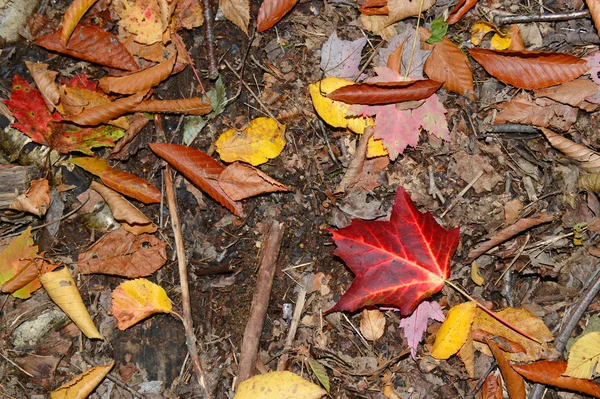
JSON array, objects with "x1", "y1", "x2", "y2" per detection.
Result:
[{"x1": 494, "y1": 10, "x2": 589, "y2": 25}]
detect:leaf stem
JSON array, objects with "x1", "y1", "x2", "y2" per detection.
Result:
[
  {"x1": 443, "y1": 279, "x2": 542, "y2": 344},
  {"x1": 405, "y1": 0, "x2": 426, "y2": 79}
]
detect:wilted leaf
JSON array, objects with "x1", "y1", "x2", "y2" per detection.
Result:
[
  {"x1": 327, "y1": 79, "x2": 442, "y2": 105},
  {"x1": 257, "y1": 0, "x2": 299, "y2": 32},
  {"x1": 24, "y1": 60, "x2": 60, "y2": 111},
  {"x1": 495, "y1": 94, "x2": 578, "y2": 132},
  {"x1": 62, "y1": 91, "x2": 146, "y2": 126},
  {"x1": 487, "y1": 339, "x2": 526, "y2": 399},
  {"x1": 320, "y1": 32, "x2": 367, "y2": 79},
  {"x1": 134, "y1": 97, "x2": 212, "y2": 115},
  {"x1": 512, "y1": 360, "x2": 600, "y2": 397},
  {"x1": 469, "y1": 48, "x2": 590, "y2": 90},
  {"x1": 219, "y1": 0, "x2": 249, "y2": 34},
  {"x1": 39, "y1": 267, "x2": 103, "y2": 339},
  {"x1": 114, "y1": 0, "x2": 164, "y2": 45},
  {"x1": 234, "y1": 371, "x2": 327, "y2": 399},
  {"x1": 99, "y1": 56, "x2": 176, "y2": 95},
  {"x1": 110, "y1": 278, "x2": 172, "y2": 330},
  {"x1": 446, "y1": 0, "x2": 477, "y2": 24},
  {"x1": 431, "y1": 301, "x2": 476, "y2": 360},
  {"x1": 10, "y1": 178, "x2": 51, "y2": 216},
  {"x1": 360, "y1": 309, "x2": 386, "y2": 341},
  {"x1": 541, "y1": 127, "x2": 600, "y2": 173},
  {"x1": 307, "y1": 358, "x2": 330, "y2": 392},
  {"x1": 0, "y1": 227, "x2": 41, "y2": 299},
  {"x1": 218, "y1": 162, "x2": 291, "y2": 200},
  {"x1": 534, "y1": 78, "x2": 599, "y2": 110},
  {"x1": 400, "y1": 300, "x2": 445, "y2": 359},
  {"x1": 215, "y1": 117, "x2": 286, "y2": 165},
  {"x1": 565, "y1": 332, "x2": 600, "y2": 379},
  {"x1": 385, "y1": 0, "x2": 434, "y2": 25},
  {"x1": 579, "y1": 173, "x2": 600, "y2": 192},
  {"x1": 60, "y1": 0, "x2": 98, "y2": 46},
  {"x1": 50, "y1": 362, "x2": 114, "y2": 399}
]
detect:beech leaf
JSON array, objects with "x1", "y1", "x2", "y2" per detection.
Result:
[
  {"x1": 386, "y1": 0, "x2": 435, "y2": 26},
  {"x1": 234, "y1": 371, "x2": 326, "y2": 399},
  {"x1": 541, "y1": 127, "x2": 600, "y2": 173},
  {"x1": 512, "y1": 360, "x2": 600, "y2": 397},
  {"x1": 99, "y1": 55, "x2": 176, "y2": 95},
  {"x1": 359, "y1": 309, "x2": 386, "y2": 341},
  {"x1": 60, "y1": 0, "x2": 98, "y2": 46},
  {"x1": 218, "y1": 162, "x2": 292, "y2": 200},
  {"x1": 257, "y1": 0, "x2": 299, "y2": 32},
  {"x1": 327, "y1": 79, "x2": 442, "y2": 105},
  {"x1": 400, "y1": 300, "x2": 445, "y2": 359},
  {"x1": 62, "y1": 91, "x2": 146, "y2": 126},
  {"x1": 134, "y1": 97, "x2": 212, "y2": 115},
  {"x1": 446, "y1": 0, "x2": 477, "y2": 24},
  {"x1": 487, "y1": 339, "x2": 526, "y2": 399},
  {"x1": 24, "y1": 61, "x2": 60, "y2": 111}
]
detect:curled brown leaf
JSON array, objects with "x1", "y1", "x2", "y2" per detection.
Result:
[
  {"x1": 541, "y1": 128, "x2": 600, "y2": 173},
  {"x1": 218, "y1": 162, "x2": 292, "y2": 200},
  {"x1": 446, "y1": 0, "x2": 477, "y2": 24},
  {"x1": 512, "y1": 360, "x2": 600, "y2": 397},
  {"x1": 257, "y1": 0, "x2": 299, "y2": 32},
  {"x1": 24, "y1": 61, "x2": 60, "y2": 111},
  {"x1": 487, "y1": 339, "x2": 526, "y2": 399},
  {"x1": 62, "y1": 91, "x2": 146, "y2": 126},
  {"x1": 99, "y1": 56, "x2": 176, "y2": 95},
  {"x1": 134, "y1": 97, "x2": 212, "y2": 115},
  {"x1": 60, "y1": 0, "x2": 98, "y2": 46},
  {"x1": 327, "y1": 79, "x2": 442, "y2": 105}
]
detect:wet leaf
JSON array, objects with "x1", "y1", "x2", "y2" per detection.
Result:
[
  {"x1": 234, "y1": 371, "x2": 327, "y2": 399},
  {"x1": 327, "y1": 79, "x2": 442, "y2": 105},
  {"x1": 431, "y1": 301, "x2": 476, "y2": 360},
  {"x1": 512, "y1": 360, "x2": 600, "y2": 397},
  {"x1": 565, "y1": 332, "x2": 600, "y2": 379},
  {"x1": 257, "y1": 0, "x2": 299, "y2": 32},
  {"x1": 51, "y1": 362, "x2": 114, "y2": 399},
  {"x1": 99, "y1": 55, "x2": 176, "y2": 95},
  {"x1": 134, "y1": 97, "x2": 212, "y2": 115},
  {"x1": 60, "y1": 0, "x2": 98, "y2": 46},
  {"x1": 110, "y1": 278, "x2": 172, "y2": 330},
  {"x1": 218, "y1": 162, "x2": 292, "y2": 200}
]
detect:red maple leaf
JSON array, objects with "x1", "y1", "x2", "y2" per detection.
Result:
[{"x1": 328, "y1": 187, "x2": 460, "y2": 316}]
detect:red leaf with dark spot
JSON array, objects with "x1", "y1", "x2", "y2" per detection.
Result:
[
  {"x1": 257, "y1": 0, "x2": 299, "y2": 32},
  {"x1": 327, "y1": 79, "x2": 442, "y2": 105},
  {"x1": 149, "y1": 143, "x2": 244, "y2": 216},
  {"x1": 469, "y1": 48, "x2": 589, "y2": 90},
  {"x1": 446, "y1": 0, "x2": 478, "y2": 24},
  {"x1": 327, "y1": 187, "x2": 459, "y2": 316}
]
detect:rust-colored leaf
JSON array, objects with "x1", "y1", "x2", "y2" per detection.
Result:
[
  {"x1": 99, "y1": 56, "x2": 176, "y2": 95},
  {"x1": 487, "y1": 339, "x2": 526, "y2": 399},
  {"x1": 134, "y1": 97, "x2": 212, "y2": 115},
  {"x1": 62, "y1": 91, "x2": 146, "y2": 126},
  {"x1": 24, "y1": 61, "x2": 60, "y2": 111},
  {"x1": 10, "y1": 178, "x2": 51, "y2": 217},
  {"x1": 327, "y1": 79, "x2": 442, "y2": 105},
  {"x1": 257, "y1": 0, "x2": 299, "y2": 32},
  {"x1": 472, "y1": 329, "x2": 526, "y2": 353},
  {"x1": 482, "y1": 374, "x2": 503, "y2": 399},
  {"x1": 387, "y1": 39, "x2": 406, "y2": 74},
  {"x1": 35, "y1": 25, "x2": 139, "y2": 71},
  {"x1": 71, "y1": 156, "x2": 161, "y2": 204},
  {"x1": 60, "y1": 0, "x2": 98, "y2": 46},
  {"x1": 469, "y1": 48, "x2": 590, "y2": 90},
  {"x1": 512, "y1": 360, "x2": 600, "y2": 398},
  {"x1": 541, "y1": 127, "x2": 600, "y2": 173},
  {"x1": 218, "y1": 162, "x2": 292, "y2": 200},
  {"x1": 2, "y1": 259, "x2": 57, "y2": 294},
  {"x1": 149, "y1": 143, "x2": 244, "y2": 216},
  {"x1": 446, "y1": 0, "x2": 477, "y2": 24},
  {"x1": 588, "y1": 0, "x2": 600, "y2": 37}
]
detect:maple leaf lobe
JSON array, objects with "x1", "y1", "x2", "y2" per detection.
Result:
[{"x1": 328, "y1": 187, "x2": 459, "y2": 316}]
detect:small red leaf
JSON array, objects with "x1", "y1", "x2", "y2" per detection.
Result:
[
  {"x1": 469, "y1": 48, "x2": 589, "y2": 90},
  {"x1": 446, "y1": 0, "x2": 477, "y2": 24},
  {"x1": 327, "y1": 187, "x2": 460, "y2": 316},
  {"x1": 327, "y1": 79, "x2": 442, "y2": 105},
  {"x1": 257, "y1": 0, "x2": 299, "y2": 32},
  {"x1": 149, "y1": 143, "x2": 244, "y2": 216}
]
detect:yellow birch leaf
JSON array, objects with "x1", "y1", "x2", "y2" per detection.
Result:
[
  {"x1": 110, "y1": 278, "x2": 172, "y2": 330},
  {"x1": 215, "y1": 117, "x2": 286, "y2": 166},
  {"x1": 431, "y1": 301, "x2": 476, "y2": 359},
  {"x1": 490, "y1": 33, "x2": 512, "y2": 50},
  {"x1": 39, "y1": 268, "x2": 103, "y2": 339},
  {"x1": 234, "y1": 371, "x2": 327, "y2": 399},
  {"x1": 51, "y1": 362, "x2": 114, "y2": 399},
  {"x1": 564, "y1": 332, "x2": 600, "y2": 379}
]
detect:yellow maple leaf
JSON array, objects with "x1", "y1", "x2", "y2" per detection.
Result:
[
  {"x1": 110, "y1": 278, "x2": 172, "y2": 330},
  {"x1": 215, "y1": 117, "x2": 286, "y2": 166},
  {"x1": 234, "y1": 371, "x2": 327, "y2": 399},
  {"x1": 51, "y1": 362, "x2": 114, "y2": 399},
  {"x1": 431, "y1": 301, "x2": 476, "y2": 359},
  {"x1": 564, "y1": 332, "x2": 600, "y2": 379}
]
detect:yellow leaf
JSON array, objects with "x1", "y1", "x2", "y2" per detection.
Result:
[
  {"x1": 470, "y1": 261, "x2": 484, "y2": 286},
  {"x1": 51, "y1": 362, "x2": 114, "y2": 399},
  {"x1": 110, "y1": 278, "x2": 172, "y2": 330},
  {"x1": 470, "y1": 22, "x2": 496, "y2": 45},
  {"x1": 367, "y1": 137, "x2": 388, "y2": 158},
  {"x1": 431, "y1": 301, "x2": 476, "y2": 359},
  {"x1": 490, "y1": 33, "x2": 512, "y2": 50},
  {"x1": 39, "y1": 268, "x2": 103, "y2": 339},
  {"x1": 215, "y1": 117, "x2": 286, "y2": 166},
  {"x1": 234, "y1": 371, "x2": 327, "y2": 399},
  {"x1": 564, "y1": 332, "x2": 600, "y2": 379},
  {"x1": 359, "y1": 309, "x2": 386, "y2": 341}
]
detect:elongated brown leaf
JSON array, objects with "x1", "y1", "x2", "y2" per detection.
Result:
[
  {"x1": 469, "y1": 48, "x2": 589, "y2": 90},
  {"x1": 218, "y1": 162, "x2": 292, "y2": 200},
  {"x1": 24, "y1": 61, "x2": 60, "y2": 111},
  {"x1": 71, "y1": 156, "x2": 161, "y2": 204},
  {"x1": 35, "y1": 25, "x2": 139, "y2": 71},
  {"x1": 482, "y1": 374, "x2": 503, "y2": 399},
  {"x1": 257, "y1": 0, "x2": 299, "y2": 32},
  {"x1": 99, "y1": 56, "x2": 176, "y2": 95},
  {"x1": 60, "y1": 0, "x2": 98, "y2": 45},
  {"x1": 327, "y1": 79, "x2": 442, "y2": 105},
  {"x1": 62, "y1": 91, "x2": 146, "y2": 126},
  {"x1": 588, "y1": 0, "x2": 600, "y2": 37},
  {"x1": 487, "y1": 339, "x2": 526, "y2": 399},
  {"x1": 149, "y1": 143, "x2": 244, "y2": 216},
  {"x1": 134, "y1": 98, "x2": 212, "y2": 115},
  {"x1": 446, "y1": 0, "x2": 477, "y2": 24},
  {"x1": 472, "y1": 329, "x2": 526, "y2": 353},
  {"x1": 541, "y1": 128, "x2": 600, "y2": 173},
  {"x1": 512, "y1": 360, "x2": 600, "y2": 398}
]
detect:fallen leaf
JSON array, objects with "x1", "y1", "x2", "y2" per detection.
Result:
[
  {"x1": 385, "y1": 0, "x2": 435, "y2": 26},
  {"x1": 218, "y1": 162, "x2": 292, "y2": 200},
  {"x1": 446, "y1": 0, "x2": 477, "y2": 24},
  {"x1": 470, "y1": 262, "x2": 484, "y2": 285},
  {"x1": 134, "y1": 97, "x2": 212, "y2": 115},
  {"x1": 534, "y1": 78, "x2": 599, "y2": 110},
  {"x1": 99, "y1": 55, "x2": 176, "y2": 95},
  {"x1": 24, "y1": 60, "x2": 60, "y2": 111},
  {"x1": 50, "y1": 362, "x2": 114, "y2": 399},
  {"x1": 234, "y1": 371, "x2": 327, "y2": 398},
  {"x1": 495, "y1": 93, "x2": 578, "y2": 132},
  {"x1": 307, "y1": 358, "x2": 330, "y2": 392},
  {"x1": 320, "y1": 32, "x2": 367, "y2": 79},
  {"x1": 431, "y1": 301, "x2": 476, "y2": 360},
  {"x1": 0, "y1": 227, "x2": 41, "y2": 299},
  {"x1": 327, "y1": 79, "x2": 442, "y2": 105},
  {"x1": 541, "y1": 127, "x2": 600, "y2": 173},
  {"x1": 219, "y1": 0, "x2": 249, "y2": 34},
  {"x1": 487, "y1": 339, "x2": 526, "y2": 399},
  {"x1": 62, "y1": 90, "x2": 146, "y2": 126},
  {"x1": 360, "y1": 309, "x2": 386, "y2": 341},
  {"x1": 564, "y1": 332, "x2": 600, "y2": 379},
  {"x1": 60, "y1": 0, "x2": 98, "y2": 46},
  {"x1": 114, "y1": 0, "x2": 164, "y2": 45},
  {"x1": 256, "y1": 0, "x2": 299, "y2": 32},
  {"x1": 579, "y1": 173, "x2": 600, "y2": 193},
  {"x1": 459, "y1": 333, "x2": 475, "y2": 378},
  {"x1": 472, "y1": 329, "x2": 526, "y2": 353},
  {"x1": 482, "y1": 374, "x2": 503, "y2": 399},
  {"x1": 2, "y1": 258, "x2": 56, "y2": 295},
  {"x1": 400, "y1": 300, "x2": 445, "y2": 359},
  {"x1": 10, "y1": 178, "x2": 51, "y2": 216},
  {"x1": 172, "y1": 0, "x2": 205, "y2": 31},
  {"x1": 110, "y1": 278, "x2": 172, "y2": 330},
  {"x1": 379, "y1": 26, "x2": 431, "y2": 79},
  {"x1": 512, "y1": 360, "x2": 600, "y2": 397},
  {"x1": 588, "y1": 0, "x2": 600, "y2": 38}
]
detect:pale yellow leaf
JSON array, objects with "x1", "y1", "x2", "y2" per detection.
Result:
[
  {"x1": 114, "y1": 0, "x2": 164, "y2": 45},
  {"x1": 234, "y1": 371, "x2": 327, "y2": 399},
  {"x1": 219, "y1": 0, "x2": 249, "y2": 34},
  {"x1": 458, "y1": 333, "x2": 475, "y2": 378},
  {"x1": 386, "y1": 0, "x2": 435, "y2": 25},
  {"x1": 470, "y1": 261, "x2": 484, "y2": 286},
  {"x1": 360, "y1": 309, "x2": 386, "y2": 341},
  {"x1": 431, "y1": 301, "x2": 476, "y2": 359},
  {"x1": 110, "y1": 278, "x2": 172, "y2": 330},
  {"x1": 564, "y1": 332, "x2": 600, "y2": 379},
  {"x1": 51, "y1": 362, "x2": 113, "y2": 399}
]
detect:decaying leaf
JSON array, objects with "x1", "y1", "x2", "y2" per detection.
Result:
[
  {"x1": 431, "y1": 301, "x2": 476, "y2": 360},
  {"x1": 320, "y1": 32, "x2": 367, "y2": 79},
  {"x1": 385, "y1": 0, "x2": 435, "y2": 26},
  {"x1": 110, "y1": 278, "x2": 172, "y2": 330},
  {"x1": 494, "y1": 94, "x2": 578, "y2": 132},
  {"x1": 218, "y1": 162, "x2": 292, "y2": 200},
  {"x1": 257, "y1": 0, "x2": 299, "y2": 32},
  {"x1": 62, "y1": 91, "x2": 146, "y2": 126},
  {"x1": 60, "y1": 0, "x2": 98, "y2": 46},
  {"x1": 113, "y1": 0, "x2": 164, "y2": 45},
  {"x1": 541, "y1": 128, "x2": 600, "y2": 173},
  {"x1": 99, "y1": 55, "x2": 176, "y2": 95},
  {"x1": 50, "y1": 362, "x2": 114, "y2": 399},
  {"x1": 24, "y1": 61, "x2": 60, "y2": 111},
  {"x1": 234, "y1": 371, "x2": 327, "y2": 399},
  {"x1": 219, "y1": 0, "x2": 250, "y2": 34},
  {"x1": 359, "y1": 309, "x2": 386, "y2": 341},
  {"x1": 10, "y1": 178, "x2": 51, "y2": 216},
  {"x1": 134, "y1": 97, "x2": 212, "y2": 115}
]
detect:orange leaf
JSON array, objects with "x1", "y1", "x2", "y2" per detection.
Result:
[
  {"x1": 588, "y1": 0, "x2": 600, "y2": 38},
  {"x1": 134, "y1": 97, "x2": 212, "y2": 115},
  {"x1": 487, "y1": 339, "x2": 526, "y2": 399},
  {"x1": 507, "y1": 25, "x2": 525, "y2": 51},
  {"x1": 149, "y1": 143, "x2": 244, "y2": 216},
  {"x1": 469, "y1": 48, "x2": 590, "y2": 90},
  {"x1": 257, "y1": 0, "x2": 299, "y2": 32},
  {"x1": 512, "y1": 360, "x2": 600, "y2": 397},
  {"x1": 446, "y1": 0, "x2": 477, "y2": 24},
  {"x1": 218, "y1": 162, "x2": 292, "y2": 200},
  {"x1": 327, "y1": 79, "x2": 442, "y2": 105},
  {"x1": 110, "y1": 279, "x2": 172, "y2": 330},
  {"x1": 35, "y1": 25, "x2": 139, "y2": 71},
  {"x1": 471, "y1": 329, "x2": 526, "y2": 353},
  {"x1": 0, "y1": 227, "x2": 41, "y2": 299},
  {"x1": 60, "y1": 0, "x2": 98, "y2": 46},
  {"x1": 2, "y1": 259, "x2": 57, "y2": 294},
  {"x1": 386, "y1": 39, "x2": 406, "y2": 74},
  {"x1": 10, "y1": 178, "x2": 51, "y2": 216},
  {"x1": 482, "y1": 374, "x2": 503, "y2": 399},
  {"x1": 62, "y1": 91, "x2": 146, "y2": 126},
  {"x1": 99, "y1": 56, "x2": 176, "y2": 95},
  {"x1": 71, "y1": 156, "x2": 160, "y2": 204}
]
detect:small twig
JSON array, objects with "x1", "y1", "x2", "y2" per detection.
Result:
[
  {"x1": 277, "y1": 274, "x2": 310, "y2": 371},
  {"x1": 406, "y1": 0, "x2": 426, "y2": 79},
  {"x1": 201, "y1": 0, "x2": 218, "y2": 79},
  {"x1": 81, "y1": 355, "x2": 143, "y2": 399},
  {"x1": 428, "y1": 165, "x2": 446, "y2": 204},
  {"x1": 493, "y1": 10, "x2": 589, "y2": 26},
  {"x1": 485, "y1": 124, "x2": 540, "y2": 134},
  {"x1": 164, "y1": 166, "x2": 212, "y2": 398},
  {"x1": 492, "y1": 234, "x2": 530, "y2": 287},
  {"x1": 440, "y1": 170, "x2": 484, "y2": 218},
  {"x1": 0, "y1": 352, "x2": 33, "y2": 377}
]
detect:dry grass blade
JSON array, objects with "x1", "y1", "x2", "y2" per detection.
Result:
[
  {"x1": 99, "y1": 56, "x2": 176, "y2": 95},
  {"x1": 134, "y1": 98, "x2": 212, "y2": 115},
  {"x1": 257, "y1": 0, "x2": 299, "y2": 32},
  {"x1": 327, "y1": 79, "x2": 442, "y2": 105},
  {"x1": 588, "y1": 0, "x2": 600, "y2": 37},
  {"x1": 24, "y1": 61, "x2": 60, "y2": 111},
  {"x1": 62, "y1": 91, "x2": 146, "y2": 126},
  {"x1": 60, "y1": 0, "x2": 98, "y2": 46},
  {"x1": 469, "y1": 49, "x2": 589, "y2": 90},
  {"x1": 541, "y1": 128, "x2": 600, "y2": 172}
]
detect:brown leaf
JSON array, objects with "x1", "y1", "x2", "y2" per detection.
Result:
[
  {"x1": 335, "y1": 128, "x2": 372, "y2": 194},
  {"x1": 2, "y1": 259, "x2": 56, "y2": 294},
  {"x1": 386, "y1": 0, "x2": 435, "y2": 25},
  {"x1": 60, "y1": 0, "x2": 98, "y2": 46},
  {"x1": 507, "y1": 25, "x2": 525, "y2": 51},
  {"x1": 534, "y1": 78, "x2": 599, "y2": 110},
  {"x1": 10, "y1": 178, "x2": 51, "y2": 217},
  {"x1": 35, "y1": 25, "x2": 139, "y2": 71},
  {"x1": 541, "y1": 128, "x2": 600, "y2": 173},
  {"x1": 62, "y1": 91, "x2": 146, "y2": 126},
  {"x1": 78, "y1": 228, "x2": 167, "y2": 278},
  {"x1": 257, "y1": 0, "x2": 299, "y2": 32},
  {"x1": 446, "y1": 0, "x2": 477, "y2": 24},
  {"x1": 24, "y1": 61, "x2": 60, "y2": 111},
  {"x1": 472, "y1": 329, "x2": 526, "y2": 353},
  {"x1": 495, "y1": 94, "x2": 578, "y2": 132},
  {"x1": 469, "y1": 48, "x2": 590, "y2": 90},
  {"x1": 579, "y1": 173, "x2": 600, "y2": 193},
  {"x1": 359, "y1": 0, "x2": 389, "y2": 15},
  {"x1": 134, "y1": 97, "x2": 212, "y2": 115},
  {"x1": 218, "y1": 162, "x2": 292, "y2": 200},
  {"x1": 219, "y1": 0, "x2": 250, "y2": 34},
  {"x1": 482, "y1": 374, "x2": 503, "y2": 399},
  {"x1": 99, "y1": 56, "x2": 176, "y2": 95},
  {"x1": 512, "y1": 360, "x2": 600, "y2": 398},
  {"x1": 327, "y1": 79, "x2": 442, "y2": 105},
  {"x1": 386, "y1": 39, "x2": 406, "y2": 74},
  {"x1": 149, "y1": 143, "x2": 244, "y2": 216},
  {"x1": 487, "y1": 339, "x2": 526, "y2": 399},
  {"x1": 588, "y1": 0, "x2": 600, "y2": 38},
  {"x1": 110, "y1": 113, "x2": 150, "y2": 157}
]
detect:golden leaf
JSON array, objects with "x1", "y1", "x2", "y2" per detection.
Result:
[
  {"x1": 564, "y1": 332, "x2": 600, "y2": 379},
  {"x1": 431, "y1": 301, "x2": 476, "y2": 359},
  {"x1": 110, "y1": 278, "x2": 172, "y2": 330},
  {"x1": 51, "y1": 362, "x2": 113, "y2": 399},
  {"x1": 234, "y1": 371, "x2": 327, "y2": 399}
]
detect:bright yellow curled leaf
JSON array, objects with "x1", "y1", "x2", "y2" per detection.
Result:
[
  {"x1": 110, "y1": 278, "x2": 172, "y2": 330},
  {"x1": 431, "y1": 301, "x2": 476, "y2": 359},
  {"x1": 470, "y1": 261, "x2": 484, "y2": 286},
  {"x1": 234, "y1": 371, "x2": 327, "y2": 399},
  {"x1": 471, "y1": 21, "x2": 511, "y2": 50},
  {"x1": 564, "y1": 332, "x2": 600, "y2": 379},
  {"x1": 50, "y1": 362, "x2": 114, "y2": 399},
  {"x1": 215, "y1": 117, "x2": 286, "y2": 166}
]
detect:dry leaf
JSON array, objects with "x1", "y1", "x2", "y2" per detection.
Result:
[
  {"x1": 487, "y1": 339, "x2": 526, "y2": 399},
  {"x1": 62, "y1": 91, "x2": 146, "y2": 126},
  {"x1": 512, "y1": 360, "x2": 600, "y2": 397},
  {"x1": 588, "y1": 0, "x2": 600, "y2": 37},
  {"x1": 458, "y1": 333, "x2": 475, "y2": 378},
  {"x1": 359, "y1": 309, "x2": 386, "y2": 341},
  {"x1": 431, "y1": 301, "x2": 476, "y2": 359},
  {"x1": 494, "y1": 94, "x2": 578, "y2": 132},
  {"x1": 257, "y1": 0, "x2": 299, "y2": 32},
  {"x1": 234, "y1": 371, "x2": 327, "y2": 399},
  {"x1": 327, "y1": 79, "x2": 442, "y2": 105},
  {"x1": 99, "y1": 56, "x2": 176, "y2": 95},
  {"x1": 446, "y1": 0, "x2": 477, "y2": 24},
  {"x1": 51, "y1": 362, "x2": 114, "y2": 399},
  {"x1": 220, "y1": 0, "x2": 250, "y2": 34},
  {"x1": 385, "y1": 0, "x2": 435, "y2": 26},
  {"x1": 60, "y1": 0, "x2": 98, "y2": 46},
  {"x1": 541, "y1": 128, "x2": 600, "y2": 173},
  {"x1": 110, "y1": 278, "x2": 172, "y2": 330},
  {"x1": 218, "y1": 162, "x2": 292, "y2": 200},
  {"x1": 534, "y1": 78, "x2": 599, "y2": 110},
  {"x1": 564, "y1": 332, "x2": 600, "y2": 379},
  {"x1": 580, "y1": 173, "x2": 600, "y2": 192},
  {"x1": 10, "y1": 178, "x2": 51, "y2": 216},
  {"x1": 134, "y1": 97, "x2": 212, "y2": 115},
  {"x1": 24, "y1": 61, "x2": 60, "y2": 111}
]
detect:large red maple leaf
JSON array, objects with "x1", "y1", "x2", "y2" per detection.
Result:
[{"x1": 328, "y1": 187, "x2": 460, "y2": 316}]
